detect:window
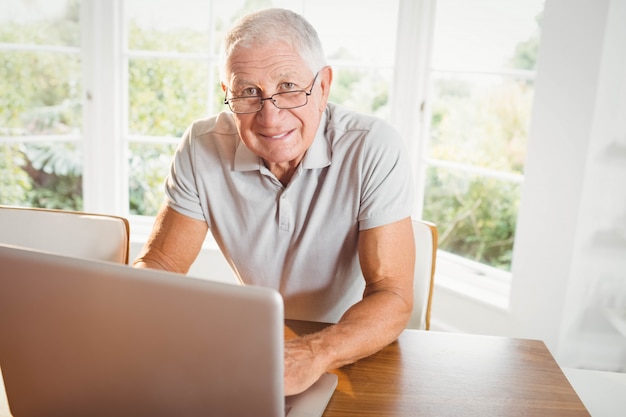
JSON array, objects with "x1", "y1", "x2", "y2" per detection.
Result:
[
  {"x1": 420, "y1": 0, "x2": 544, "y2": 273},
  {"x1": 0, "y1": 0, "x2": 83, "y2": 209},
  {"x1": 0, "y1": 0, "x2": 542, "y2": 288},
  {"x1": 125, "y1": 0, "x2": 218, "y2": 216}
]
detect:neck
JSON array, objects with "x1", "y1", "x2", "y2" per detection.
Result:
[{"x1": 265, "y1": 159, "x2": 301, "y2": 186}]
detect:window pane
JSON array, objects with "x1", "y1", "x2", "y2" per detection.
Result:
[
  {"x1": 128, "y1": 58, "x2": 211, "y2": 137},
  {"x1": 0, "y1": 0, "x2": 82, "y2": 211},
  {"x1": 423, "y1": 0, "x2": 543, "y2": 271},
  {"x1": 329, "y1": 68, "x2": 394, "y2": 120},
  {"x1": 432, "y1": 0, "x2": 543, "y2": 72},
  {"x1": 0, "y1": 51, "x2": 82, "y2": 136},
  {"x1": 0, "y1": 143, "x2": 31, "y2": 205},
  {"x1": 305, "y1": 0, "x2": 398, "y2": 121},
  {"x1": 429, "y1": 73, "x2": 533, "y2": 174},
  {"x1": 129, "y1": 142, "x2": 177, "y2": 216},
  {"x1": 304, "y1": 0, "x2": 398, "y2": 67},
  {"x1": 0, "y1": 141, "x2": 82, "y2": 210},
  {"x1": 0, "y1": 0, "x2": 80, "y2": 47},
  {"x1": 422, "y1": 166, "x2": 521, "y2": 271},
  {"x1": 126, "y1": 0, "x2": 212, "y2": 53}
]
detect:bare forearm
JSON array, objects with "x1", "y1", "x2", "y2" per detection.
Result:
[
  {"x1": 306, "y1": 289, "x2": 410, "y2": 369},
  {"x1": 132, "y1": 204, "x2": 208, "y2": 274},
  {"x1": 133, "y1": 247, "x2": 185, "y2": 273},
  {"x1": 284, "y1": 288, "x2": 411, "y2": 395}
]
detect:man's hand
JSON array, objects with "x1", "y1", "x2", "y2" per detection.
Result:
[{"x1": 284, "y1": 335, "x2": 329, "y2": 396}]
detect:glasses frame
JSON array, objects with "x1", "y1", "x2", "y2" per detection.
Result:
[{"x1": 223, "y1": 71, "x2": 320, "y2": 114}]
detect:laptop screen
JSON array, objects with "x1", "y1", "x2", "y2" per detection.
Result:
[{"x1": 0, "y1": 244, "x2": 286, "y2": 417}]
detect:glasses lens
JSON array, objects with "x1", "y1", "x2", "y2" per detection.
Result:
[
  {"x1": 226, "y1": 91, "x2": 309, "y2": 113},
  {"x1": 273, "y1": 91, "x2": 307, "y2": 109},
  {"x1": 228, "y1": 97, "x2": 261, "y2": 113}
]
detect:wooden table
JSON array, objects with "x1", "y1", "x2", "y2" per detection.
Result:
[
  {"x1": 285, "y1": 320, "x2": 589, "y2": 417},
  {"x1": 1, "y1": 322, "x2": 590, "y2": 417}
]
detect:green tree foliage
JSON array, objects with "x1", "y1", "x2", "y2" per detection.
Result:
[
  {"x1": 129, "y1": 143, "x2": 176, "y2": 216},
  {"x1": 19, "y1": 142, "x2": 82, "y2": 209},
  {"x1": 0, "y1": 0, "x2": 82, "y2": 209},
  {"x1": 126, "y1": 22, "x2": 220, "y2": 215},
  {"x1": 128, "y1": 57, "x2": 211, "y2": 138},
  {"x1": 423, "y1": 167, "x2": 520, "y2": 270},
  {"x1": 0, "y1": 143, "x2": 30, "y2": 204},
  {"x1": 510, "y1": 12, "x2": 542, "y2": 72},
  {"x1": 424, "y1": 16, "x2": 540, "y2": 270}
]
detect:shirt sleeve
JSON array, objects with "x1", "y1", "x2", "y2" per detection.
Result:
[
  {"x1": 357, "y1": 120, "x2": 415, "y2": 230},
  {"x1": 164, "y1": 123, "x2": 206, "y2": 221}
]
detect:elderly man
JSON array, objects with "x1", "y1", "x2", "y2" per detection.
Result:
[{"x1": 133, "y1": 8, "x2": 415, "y2": 395}]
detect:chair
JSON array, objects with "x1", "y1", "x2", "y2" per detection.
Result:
[
  {"x1": 0, "y1": 205, "x2": 131, "y2": 410},
  {"x1": 0, "y1": 206, "x2": 131, "y2": 411},
  {"x1": 406, "y1": 219, "x2": 438, "y2": 330},
  {"x1": 0, "y1": 205, "x2": 130, "y2": 264}
]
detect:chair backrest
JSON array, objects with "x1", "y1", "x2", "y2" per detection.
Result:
[
  {"x1": 0, "y1": 205, "x2": 130, "y2": 264},
  {"x1": 407, "y1": 219, "x2": 438, "y2": 330},
  {"x1": 0, "y1": 206, "x2": 130, "y2": 411}
]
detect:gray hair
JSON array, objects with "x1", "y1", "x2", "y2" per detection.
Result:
[{"x1": 220, "y1": 8, "x2": 326, "y2": 82}]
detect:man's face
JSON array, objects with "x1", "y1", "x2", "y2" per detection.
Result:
[{"x1": 223, "y1": 42, "x2": 331, "y2": 170}]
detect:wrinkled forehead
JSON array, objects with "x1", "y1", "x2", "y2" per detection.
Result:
[
  {"x1": 222, "y1": 40, "x2": 318, "y2": 85},
  {"x1": 223, "y1": 42, "x2": 312, "y2": 87}
]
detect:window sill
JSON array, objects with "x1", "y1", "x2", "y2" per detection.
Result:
[{"x1": 434, "y1": 251, "x2": 512, "y2": 311}]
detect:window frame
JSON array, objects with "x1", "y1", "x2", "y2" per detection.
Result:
[
  {"x1": 81, "y1": 0, "x2": 125, "y2": 215},
  {"x1": 391, "y1": 0, "x2": 537, "y2": 306}
]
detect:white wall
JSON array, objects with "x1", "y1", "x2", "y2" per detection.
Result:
[
  {"x1": 129, "y1": 240, "x2": 238, "y2": 285},
  {"x1": 555, "y1": 0, "x2": 626, "y2": 370}
]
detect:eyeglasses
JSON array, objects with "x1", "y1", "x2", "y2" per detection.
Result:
[{"x1": 224, "y1": 72, "x2": 319, "y2": 114}]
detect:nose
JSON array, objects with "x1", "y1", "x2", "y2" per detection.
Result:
[
  {"x1": 256, "y1": 97, "x2": 282, "y2": 125},
  {"x1": 259, "y1": 96, "x2": 279, "y2": 109}
]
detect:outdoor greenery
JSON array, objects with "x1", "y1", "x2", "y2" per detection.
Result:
[
  {"x1": 0, "y1": 0, "x2": 540, "y2": 271},
  {"x1": 423, "y1": 76, "x2": 533, "y2": 269},
  {"x1": 0, "y1": 0, "x2": 82, "y2": 210},
  {"x1": 423, "y1": 16, "x2": 540, "y2": 270}
]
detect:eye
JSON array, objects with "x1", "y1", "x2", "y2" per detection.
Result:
[
  {"x1": 239, "y1": 87, "x2": 260, "y2": 97},
  {"x1": 279, "y1": 82, "x2": 298, "y2": 91}
]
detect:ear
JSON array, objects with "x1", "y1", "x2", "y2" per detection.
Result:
[{"x1": 318, "y1": 65, "x2": 333, "y2": 109}]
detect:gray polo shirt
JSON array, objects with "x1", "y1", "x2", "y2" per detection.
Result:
[{"x1": 165, "y1": 103, "x2": 414, "y2": 322}]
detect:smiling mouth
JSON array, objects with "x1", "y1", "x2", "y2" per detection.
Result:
[{"x1": 262, "y1": 129, "x2": 294, "y2": 140}]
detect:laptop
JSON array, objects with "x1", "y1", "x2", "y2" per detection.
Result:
[{"x1": 0, "y1": 244, "x2": 337, "y2": 417}]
